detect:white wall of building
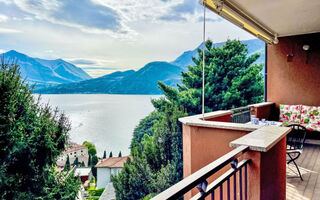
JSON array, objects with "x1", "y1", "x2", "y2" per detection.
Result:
[
  {"x1": 96, "y1": 167, "x2": 122, "y2": 189},
  {"x1": 57, "y1": 147, "x2": 89, "y2": 167}
]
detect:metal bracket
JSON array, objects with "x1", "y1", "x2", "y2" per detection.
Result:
[
  {"x1": 196, "y1": 180, "x2": 208, "y2": 195},
  {"x1": 230, "y1": 158, "x2": 239, "y2": 169}
]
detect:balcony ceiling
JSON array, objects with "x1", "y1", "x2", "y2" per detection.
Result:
[{"x1": 230, "y1": 0, "x2": 320, "y2": 37}]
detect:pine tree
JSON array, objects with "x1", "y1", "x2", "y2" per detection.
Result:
[
  {"x1": 73, "y1": 157, "x2": 79, "y2": 167},
  {"x1": 0, "y1": 61, "x2": 80, "y2": 199},
  {"x1": 65, "y1": 155, "x2": 71, "y2": 171},
  {"x1": 153, "y1": 39, "x2": 264, "y2": 115},
  {"x1": 118, "y1": 151, "x2": 122, "y2": 157},
  {"x1": 103, "y1": 150, "x2": 106, "y2": 159},
  {"x1": 113, "y1": 39, "x2": 263, "y2": 199},
  {"x1": 109, "y1": 151, "x2": 113, "y2": 158},
  {"x1": 88, "y1": 155, "x2": 92, "y2": 166}
]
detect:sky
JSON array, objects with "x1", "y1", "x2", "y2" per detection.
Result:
[{"x1": 0, "y1": 0, "x2": 255, "y2": 78}]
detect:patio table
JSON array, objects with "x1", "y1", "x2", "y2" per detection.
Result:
[{"x1": 246, "y1": 120, "x2": 283, "y2": 127}]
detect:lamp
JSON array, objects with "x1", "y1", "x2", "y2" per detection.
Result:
[
  {"x1": 302, "y1": 44, "x2": 310, "y2": 64},
  {"x1": 302, "y1": 44, "x2": 310, "y2": 51}
]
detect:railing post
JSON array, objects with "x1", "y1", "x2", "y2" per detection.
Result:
[{"x1": 237, "y1": 134, "x2": 287, "y2": 200}]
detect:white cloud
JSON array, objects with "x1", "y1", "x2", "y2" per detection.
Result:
[
  {"x1": 93, "y1": 0, "x2": 184, "y2": 22},
  {"x1": 13, "y1": 0, "x2": 135, "y2": 38},
  {"x1": 0, "y1": 14, "x2": 8, "y2": 22},
  {"x1": 0, "y1": 27, "x2": 21, "y2": 33},
  {"x1": 0, "y1": 0, "x2": 12, "y2": 4}
]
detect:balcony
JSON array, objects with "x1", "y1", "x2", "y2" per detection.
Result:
[{"x1": 152, "y1": 102, "x2": 320, "y2": 200}]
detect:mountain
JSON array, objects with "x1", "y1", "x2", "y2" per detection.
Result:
[
  {"x1": 36, "y1": 62, "x2": 182, "y2": 94},
  {"x1": 37, "y1": 70, "x2": 135, "y2": 94},
  {"x1": 1, "y1": 50, "x2": 91, "y2": 86},
  {"x1": 109, "y1": 62, "x2": 183, "y2": 94},
  {"x1": 35, "y1": 38, "x2": 265, "y2": 95},
  {"x1": 172, "y1": 39, "x2": 265, "y2": 70}
]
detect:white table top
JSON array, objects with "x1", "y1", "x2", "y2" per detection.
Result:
[{"x1": 246, "y1": 120, "x2": 283, "y2": 127}]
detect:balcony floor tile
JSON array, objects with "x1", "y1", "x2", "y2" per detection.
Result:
[{"x1": 287, "y1": 144, "x2": 320, "y2": 200}]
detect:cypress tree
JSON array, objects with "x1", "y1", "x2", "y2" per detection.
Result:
[
  {"x1": 73, "y1": 157, "x2": 79, "y2": 167},
  {"x1": 118, "y1": 151, "x2": 122, "y2": 157},
  {"x1": 65, "y1": 155, "x2": 71, "y2": 171},
  {"x1": 103, "y1": 150, "x2": 106, "y2": 159},
  {"x1": 109, "y1": 151, "x2": 113, "y2": 158},
  {"x1": 88, "y1": 155, "x2": 92, "y2": 166}
]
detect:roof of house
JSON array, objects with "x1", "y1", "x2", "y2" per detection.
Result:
[
  {"x1": 74, "y1": 167, "x2": 92, "y2": 177},
  {"x1": 95, "y1": 156, "x2": 132, "y2": 168},
  {"x1": 65, "y1": 142, "x2": 87, "y2": 153}
]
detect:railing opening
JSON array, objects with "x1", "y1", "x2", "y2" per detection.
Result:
[
  {"x1": 152, "y1": 146, "x2": 251, "y2": 200},
  {"x1": 231, "y1": 107, "x2": 251, "y2": 123}
]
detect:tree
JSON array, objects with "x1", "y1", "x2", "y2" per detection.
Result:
[
  {"x1": 73, "y1": 157, "x2": 79, "y2": 167},
  {"x1": 112, "y1": 39, "x2": 263, "y2": 199},
  {"x1": 130, "y1": 111, "x2": 160, "y2": 149},
  {"x1": 82, "y1": 141, "x2": 97, "y2": 157},
  {"x1": 91, "y1": 155, "x2": 99, "y2": 179},
  {"x1": 64, "y1": 155, "x2": 71, "y2": 171},
  {"x1": 153, "y1": 39, "x2": 263, "y2": 115},
  {"x1": 0, "y1": 61, "x2": 80, "y2": 199},
  {"x1": 88, "y1": 155, "x2": 92, "y2": 166},
  {"x1": 80, "y1": 161, "x2": 85, "y2": 167},
  {"x1": 118, "y1": 151, "x2": 122, "y2": 157},
  {"x1": 109, "y1": 151, "x2": 113, "y2": 158},
  {"x1": 112, "y1": 104, "x2": 185, "y2": 200},
  {"x1": 103, "y1": 150, "x2": 106, "y2": 159}
]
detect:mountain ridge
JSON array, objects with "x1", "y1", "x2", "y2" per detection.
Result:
[
  {"x1": 1, "y1": 50, "x2": 91, "y2": 86},
  {"x1": 8, "y1": 38, "x2": 264, "y2": 95}
]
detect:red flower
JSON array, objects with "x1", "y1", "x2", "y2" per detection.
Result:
[{"x1": 296, "y1": 106, "x2": 299, "y2": 110}]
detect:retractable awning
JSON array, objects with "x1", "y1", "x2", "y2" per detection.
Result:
[{"x1": 200, "y1": 0, "x2": 320, "y2": 44}]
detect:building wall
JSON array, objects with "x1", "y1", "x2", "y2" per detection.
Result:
[
  {"x1": 57, "y1": 147, "x2": 89, "y2": 167},
  {"x1": 267, "y1": 33, "x2": 320, "y2": 108},
  {"x1": 96, "y1": 167, "x2": 122, "y2": 189},
  {"x1": 97, "y1": 168, "x2": 111, "y2": 189}
]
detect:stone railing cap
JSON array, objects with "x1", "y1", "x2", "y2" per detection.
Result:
[{"x1": 230, "y1": 126, "x2": 291, "y2": 152}]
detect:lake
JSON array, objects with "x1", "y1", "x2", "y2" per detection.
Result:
[{"x1": 39, "y1": 94, "x2": 160, "y2": 157}]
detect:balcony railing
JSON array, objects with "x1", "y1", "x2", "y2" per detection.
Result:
[
  {"x1": 231, "y1": 106, "x2": 251, "y2": 124},
  {"x1": 152, "y1": 146, "x2": 250, "y2": 200}
]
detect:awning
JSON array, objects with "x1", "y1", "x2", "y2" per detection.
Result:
[{"x1": 200, "y1": 0, "x2": 320, "y2": 44}]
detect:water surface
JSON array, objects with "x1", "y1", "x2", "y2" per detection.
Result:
[{"x1": 39, "y1": 94, "x2": 159, "y2": 156}]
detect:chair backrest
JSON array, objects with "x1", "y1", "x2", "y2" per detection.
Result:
[{"x1": 286, "y1": 124, "x2": 307, "y2": 150}]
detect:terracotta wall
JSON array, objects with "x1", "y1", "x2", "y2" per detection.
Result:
[
  {"x1": 267, "y1": 33, "x2": 320, "y2": 107},
  {"x1": 183, "y1": 125, "x2": 250, "y2": 199}
]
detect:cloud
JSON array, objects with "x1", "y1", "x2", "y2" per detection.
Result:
[
  {"x1": 66, "y1": 58, "x2": 115, "y2": 66},
  {"x1": 0, "y1": 0, "x2": 11, "y2": 4},
  {"x1": 0, "y1": 14, "x2": 8, "y2": 22},
  {"x1": 159, "y1": 14, "x2": 186, "y2": 22},
  {"x1": 13, "y1": 0, "x2": 132, "y2": 36},
  {"x1": 0, "y1": 28, "x2": 21, "y2": 33},
  {"x1": 81, "y1": 67, "x2": 116, "y2": 70}
]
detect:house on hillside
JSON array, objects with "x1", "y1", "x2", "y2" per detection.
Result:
[
  {"x1": 74, "y1": 167, "x2": 93, "y2": 183},
  {"x1": 57, "y1": 142, "x2": 89, "y2": 169},
  {"x1": 95, "y1": 156, "x2": 132, "y2": 189}
]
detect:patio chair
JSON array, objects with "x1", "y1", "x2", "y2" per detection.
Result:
[{"x1": 286, "y1": 124, "x2": 307, "y2": 181}]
